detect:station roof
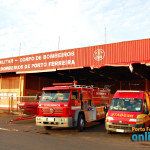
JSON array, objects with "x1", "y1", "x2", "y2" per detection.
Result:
[{"x1": 0, "y1": 38, "x2": 150, "y2": 74}]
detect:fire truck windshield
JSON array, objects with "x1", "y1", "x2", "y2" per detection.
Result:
[
  {"x1": 109, "y1": 98, "x2": 142, "y2": 112},
  {"x1": 40, "y1": 90, "x2": 70, "y2": 102}
]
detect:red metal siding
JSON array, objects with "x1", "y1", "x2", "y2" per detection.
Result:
[{"x1": 0, "y1": 38, "x2": 150, "y2": 73}]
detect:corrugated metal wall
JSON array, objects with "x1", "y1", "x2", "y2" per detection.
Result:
[
  {"x1": 0, "y1": 38, "x2": 150, "y2": 73},
  {"x1": 86, "y1": 38, "x2": 150, "y2": 66}
]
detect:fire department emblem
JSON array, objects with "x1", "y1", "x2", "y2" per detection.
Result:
[
  {"x1": 50, "y1": 108, "x2": 54, "y2": 114},
  {"x1": 93, "y1": 49, "x2": 105, "y2": 61}
]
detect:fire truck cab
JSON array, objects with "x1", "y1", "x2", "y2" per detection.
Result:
[
  {"x1": 105, "y1": 90, "x2": 150, "y2": 133},
  {"x1": 36, "y1": 81, "x2": 110, "y2": 131}
]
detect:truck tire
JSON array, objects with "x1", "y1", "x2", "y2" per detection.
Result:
[
  {"x1": 106, "y1": 130, "x2": 111, "y2": 134},
  {"x1": 44, "y1": 126, "x2": 52, "y2": 130},
  {"x1": 99, "y1": 118, "x2": 105, "y2": 123},
  {"x1": 77, "y1": 114, "x2": 85, "y2": 132}
]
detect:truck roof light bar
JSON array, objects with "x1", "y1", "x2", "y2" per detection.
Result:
[{"x1": 53, "y1": 81, "x2": 78, "y2": 86}]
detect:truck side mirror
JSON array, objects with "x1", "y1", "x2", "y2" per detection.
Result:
[
  {"x1": 79, "y1": 93, "x2": 82, "y2": 100},
  {"x1": 36, "y1": 94, "x2": 40, "y2": 102},
  {"x1": 144, "y1": 107, "x2": 149, "y2": 115},
  {"x1": 104, "y1": 105, "x2": 108, "y2": 113}
]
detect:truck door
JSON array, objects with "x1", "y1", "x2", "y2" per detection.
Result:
[{"x1": 70, "y1": 91, "x2": 81, "y2": 116}]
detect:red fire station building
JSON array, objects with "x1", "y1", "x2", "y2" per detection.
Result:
[{"x1": 0, "y1": 38, "x2": 150, "y2": 110}]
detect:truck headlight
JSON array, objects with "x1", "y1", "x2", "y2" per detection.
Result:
[
  {"x1": 36, "y1": 117, "x2": 41, "y2": 120},
  {"x1": 129, "y1": 118, "x2": 143, "y2": 123},
  {"x1": 106, "y1": 116, "x2": 114, "y2": 121}
]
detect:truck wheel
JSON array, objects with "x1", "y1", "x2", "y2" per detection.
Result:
[
  {"x1": 99, "y1": 118, "x2": 105, "y2": 123},
  {"x1": 106, "y1": 130, "x2": 111, "y2": 134},
  {"x1": 77, "y1": 114, "x2": 85, "y2": 132},
  {"x1": 44, "y1": 126, "x2": 52, "y2": 130}
]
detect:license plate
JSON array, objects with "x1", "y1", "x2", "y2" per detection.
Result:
[
  {"x1": 116, "y1": 129, "x2": 124, "y2": 133},
  {"x1": 47, "y1": 118, "x2": 54, "y2": 122}
]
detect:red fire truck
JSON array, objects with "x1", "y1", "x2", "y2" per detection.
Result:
[{"x1": 36, "y1": 81, "x2": 110, "y2": 131}]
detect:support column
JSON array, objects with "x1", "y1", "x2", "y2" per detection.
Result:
[
  {"x1": 120, "y1": 81, "x2": 122, "y2": 90},
  {"x1": 19, "y1": 74, "x2": 26, "y2": 96},
  {"x1": 0, "y1": 74, "x2": 2, "y2": 89},
  {"x1": 145, "y1": 79, "x2": 149, "y2": 91}
]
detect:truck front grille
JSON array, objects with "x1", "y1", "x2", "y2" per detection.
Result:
[
  {"x1": 42, "y1": 108, "x2": 63, "y2": 114},
  {"x1": 109, "y1": 124, "x2": 132, "y2": 131}
]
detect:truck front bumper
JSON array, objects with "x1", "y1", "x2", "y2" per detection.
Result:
[
  {"x1": 36, "y1": 116, "x2": 73, "y2": 127},
  {"x1": 105, "y1": 121, "x2": 145, "y2": 133}
]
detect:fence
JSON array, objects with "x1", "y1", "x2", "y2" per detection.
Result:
[{"x1": 0, "y1": 96, "x2": 38, "y2": 114}]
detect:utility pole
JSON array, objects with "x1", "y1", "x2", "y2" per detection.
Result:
[
  {"x1": 105, "y1": 27, "x2": 106, "y2": 44},
  {"x1": 58, "y1": 36, "x2": 60, "y2": 50},
  {"x1": 19, "y1": 42, "x2": 21, "y2": 56},
  {"x1": 12, "y1": 49, "x2": 13, "y2": 57}
]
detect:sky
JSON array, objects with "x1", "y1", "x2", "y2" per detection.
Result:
[{"x1": 0, "y1": 0, "x2": 150, "y2": 59}]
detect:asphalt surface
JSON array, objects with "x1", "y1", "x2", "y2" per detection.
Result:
[{"x1": 0, "y1": 114, "x2": 150, "y2": 150}]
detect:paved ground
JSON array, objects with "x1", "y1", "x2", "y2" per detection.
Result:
[{"x1": 0, "y1": 114, "x2": 150, "y2": 150}]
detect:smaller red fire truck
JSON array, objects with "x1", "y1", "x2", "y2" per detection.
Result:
[
  {"x1": 36, "y1": 81, "x2": 110, "y2": 131},
  {"x1": 105, "y1": 90, "x2": 150, "y2": 133}
]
